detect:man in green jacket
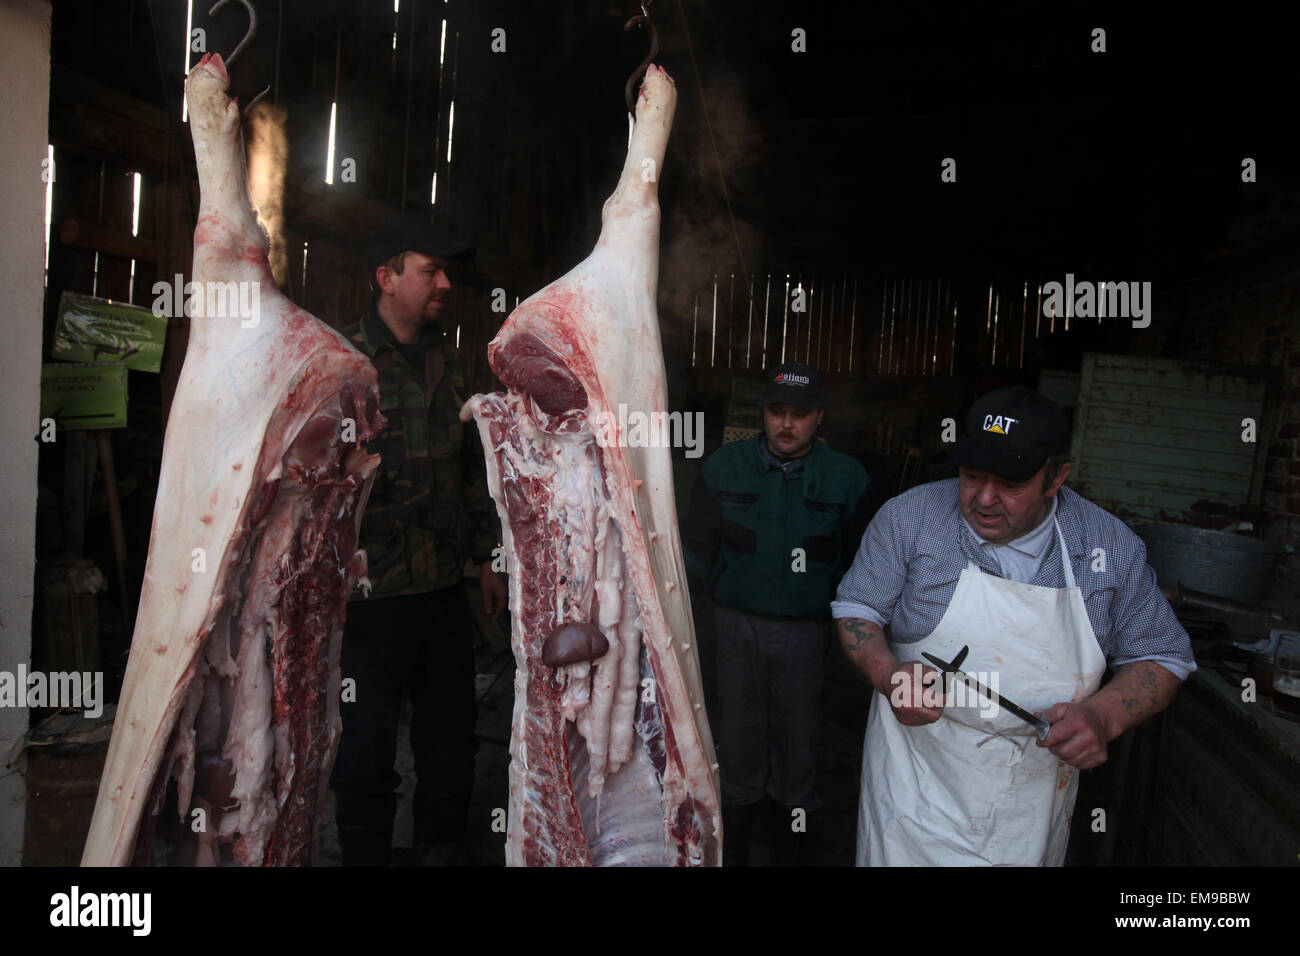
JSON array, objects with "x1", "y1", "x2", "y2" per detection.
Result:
[
  {"x1": 330, "y1": 213, "x2": 506, "y2": 866},
  {"x1": 684, "y1": 362, "x2": 869, "y2": 865}
]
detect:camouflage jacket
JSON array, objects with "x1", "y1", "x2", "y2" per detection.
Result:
[{"x1": 339, "y1": 308, "x2": 500, "y2": 598}]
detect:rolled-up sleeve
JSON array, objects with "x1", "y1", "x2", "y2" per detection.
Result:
[
  {"x1": 1106, "y1": 537, "x2": 1197, "y2": 680},
  {"x1": 831, "y1": 496, "x2": 908, "y2": 628}
]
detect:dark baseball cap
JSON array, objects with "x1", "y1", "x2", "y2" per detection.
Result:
[
  {"x1": 761, "y1": 362, "x2": 823, "y2": 410},
  {"x1": 365, "y1": 212, "x2": 475, "y2": 272},
  {"x1": 947, "y1": 386, "x2": 1071, "y2": 482}
]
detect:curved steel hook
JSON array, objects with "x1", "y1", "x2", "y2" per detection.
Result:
[
  {"x1": 242, "y1": 84, "x2": 273, "y2": 118},
  {"x1": 624, "y1": 1, "x2": 659, "y2": 114},
  {"x1": 209, "y1": 0, "x2": 258, "y2": 68}
]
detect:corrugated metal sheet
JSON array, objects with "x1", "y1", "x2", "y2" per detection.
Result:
[{"x1": 1069, "y1": 354, "x2": 1273, "y2": 526}]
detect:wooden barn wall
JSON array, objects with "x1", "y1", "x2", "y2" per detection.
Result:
[
  {"x1": 1168, "y1": 251, "x2": 1300, "y2": 592},
  {"x1": 667, "y1": 268, "x2": 1162, "y2": 463},
  {"x1": 1067, "y1": 354, "x2": 1274, "y2": 527}
]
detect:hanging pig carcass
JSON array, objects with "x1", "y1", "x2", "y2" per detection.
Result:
[
  {"x1": 82, "y1": 52, "x2": 383, "y2": 866},
  {"x1": 462, "y1": 65, "x2": 721, "y2": 866}
]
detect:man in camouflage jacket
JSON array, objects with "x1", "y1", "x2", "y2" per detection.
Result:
[{"x1": 330, "y1": 213, "x2": 505, "y2": 866}]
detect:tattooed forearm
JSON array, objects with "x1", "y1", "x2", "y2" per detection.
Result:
[
  {"x1": 1089, "y1": 661, "x2": 1182, "y2": 740},
  {"x1": 843, "y1": 618, "x2": 878, "y2": 650},
  {"x1": 1120, "y1": 667, "x2": 1163, "y2": 715},
  {"x1": 836, "y1": 617, "x2": 896, "y2": 691}
]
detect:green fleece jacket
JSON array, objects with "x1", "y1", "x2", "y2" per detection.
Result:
[{"x1": 684, "y1": 434, "x2": 869, "y2": 619}]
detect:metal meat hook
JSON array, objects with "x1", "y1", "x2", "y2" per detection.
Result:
[
  {"x1": 624, "y1": 0, "x2": 659, "y2": 114},
  {"x1": 208, "y1": 0, "x2": 271, "y2": 113},
  {"x1": 209, "y1": 0, "x2": 257, "y2": 67}
]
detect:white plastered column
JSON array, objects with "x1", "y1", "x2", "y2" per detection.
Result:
[{"x1": 0, "y1": 0, "x2": 52, "y2": 867}]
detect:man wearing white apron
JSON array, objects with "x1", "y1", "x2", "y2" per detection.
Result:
[{"x1": 832, "y1": 387, "x2": 1196, "y2": 866}]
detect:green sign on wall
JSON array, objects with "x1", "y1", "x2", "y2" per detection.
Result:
[
  {"x1": 52, "y1": 291, "x2": 165, "y2": 373},
  {"x1": 39, "y1": 364, "x2": 128, "y2": 430}
]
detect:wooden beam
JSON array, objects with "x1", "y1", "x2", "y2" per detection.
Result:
[
  {"x1": 50, "y1": 103, "x2": 174, "y2": 177},
  {"x1": 50, "y1": 67, "x2": 181, "y2": 176},
  {"x1": 51, "y1": 65, "x2": 171, "y2": 131},
  {"x1": 59, "y1": 219, "x2": 157, "y2": 262}
]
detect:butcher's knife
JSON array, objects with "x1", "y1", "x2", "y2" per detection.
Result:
[{"x1": 921, "y1": 645, "x2": 1053, "y2": 741}]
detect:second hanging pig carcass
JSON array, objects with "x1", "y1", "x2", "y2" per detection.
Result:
[{"x1": 462, "y1": 65, "x2": 721, "y2": 866}]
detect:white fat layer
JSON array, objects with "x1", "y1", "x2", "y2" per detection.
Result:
[
  {"x1": 559, "y1": 661, "x2": 591, "y2": 722},
  {"x1": 481, "y1": 392, "x2": 649, "y2": 804},
  {"x1": 594, "y1": 517, "x2": 623, "y2": 630},
  {"x1": 170, "y1": 660, "x2": 206, "y2": 820},
  {"x1": 576, "y1": 507, "x2": 620, "y2": 798},
  {"x1": 577, "y1": 509, "x2": 651, "y2": 798},
  {"x1": 606, "y1": 580, "x2": 643, "y2": 775},
  {"x1": 223, "y1": 616, "x2": 276, "y2": 862}
]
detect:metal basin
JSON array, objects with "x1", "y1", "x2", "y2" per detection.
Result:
[{"x1": 1133, "y1": 523, "x2": 1291, "y2": 604}]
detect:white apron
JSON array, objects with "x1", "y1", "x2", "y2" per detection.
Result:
[{"x1": 856, "y1": 522, "x2": 1106, "y2": 866}]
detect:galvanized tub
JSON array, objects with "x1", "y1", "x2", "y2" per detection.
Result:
[{"x1": 1133, "y1": 523, "x2": 1291, "y2": 604}]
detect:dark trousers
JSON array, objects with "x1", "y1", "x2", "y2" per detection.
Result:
[
  {"x1": 330, "y1": 586, "x2": 478, "y2": 865},
  {"x1": 714, "y1": 604, "x2": 826, "y2": 811}
]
